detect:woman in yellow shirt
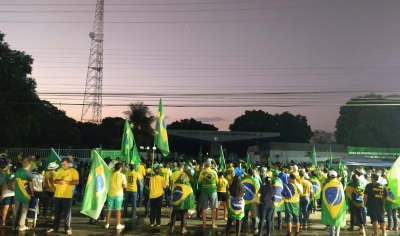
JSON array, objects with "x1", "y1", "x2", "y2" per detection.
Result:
[
  {"x1": 217, "y1": 172, "x2": 229, "y2": 221},
  {"x1": 149, "y1": 167, "x2": 166, "y2": 226}
]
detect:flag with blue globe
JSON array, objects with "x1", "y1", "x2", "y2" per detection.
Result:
[{"x1": 81, "y1": 151, "x2": 111, "y2": 219}]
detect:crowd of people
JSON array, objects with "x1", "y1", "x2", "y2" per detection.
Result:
[{"x1": 0, "y1": 150, "x2": 398, "y2": 236}]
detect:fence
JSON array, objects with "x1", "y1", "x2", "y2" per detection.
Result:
[{"x1": 1, "y1": 148, "x2": 92, "y2": 165}]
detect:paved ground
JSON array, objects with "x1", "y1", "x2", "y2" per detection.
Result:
[{"x1": 1, "y1": 204, "x2": 399, "y2": 235}]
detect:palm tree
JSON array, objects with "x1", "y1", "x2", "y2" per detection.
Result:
[{"x1": 123, "y1": 102, "x2": 155, "y2": 147}]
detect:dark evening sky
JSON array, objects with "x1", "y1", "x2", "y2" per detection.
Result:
[{"x1": 1, "y1": 0, "x2": 400, "y2": 131}]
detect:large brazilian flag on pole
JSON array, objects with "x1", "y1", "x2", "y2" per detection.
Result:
[
  {"x1": 81, "y1": 151, "x2": 111, "y2": 219},
  {"x1": 155, "y1": 98, "x2": 170, "y2": 156},
  {"x1": 321, "y1": 179, "x2": 346, "y2": 226}
]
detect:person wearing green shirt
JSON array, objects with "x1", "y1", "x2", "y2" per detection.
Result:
[
  {"x1": 198, "y1": 161, "x2": 219, "y2": 229},
  {"x1": 12, "y1": 158, "x2": 34, "y2": 231},
  {"x1": 385, "y1": 184, "x2": 398, "y2": 231}
]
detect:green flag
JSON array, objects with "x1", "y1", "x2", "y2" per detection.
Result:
[
  {"x1": 132, "y1": 145, "x2": 140, "y2": 172},
  {"x1": 154, "y1": 98, "x2": 170, "y2": 156},
  {"x1": 198, "y1": 144, "x2": 203, "y2": 161},
  {"x1": 46, "y1": 148, "x2": 61, "y2": 171},
  {"x1": 219, "y1": 145, "x2": 225, "y2": 171},
  {"x1": 121, "y1": 119, "x2": 134, "y2": 163},
  {"x1": 98, "y1": 144, "x2": 103, "y2": 158},
  {"x1": 80, "y1": 151, "x2": 111, "y2": 219},
  {"x1": 328, "y1": 147, "x2": 333, "y2": 170},
  {"x1": 338, "y1": 159, "x2": 345, "y2": 174},
  {"x1": 387, "y1": 156, "x2": 400, "y2": 205},
  {"x1": 310, "y1": 145, "x2": 317, "y2": 167},
  {"x1": 246, "y1": 148, "x2": 252, "y2": 169}
]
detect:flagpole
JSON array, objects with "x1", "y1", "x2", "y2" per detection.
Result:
[{"x1": 151, "y1": 143, "x2": 156, "y2": 170}]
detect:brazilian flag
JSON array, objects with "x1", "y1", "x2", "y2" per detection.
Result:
[
  {"x1": 242, "y1": 177, "x2": 260, "y2": 211},
  {"x1": 310, "y1": 176, "x2": 321, "y2": 200},
  {"x1": 321, "y1": 179, "x2": 346, "y2": 227},
  {"x1": 385, "y1": 187, "x2": 398, "y2": 210},
  {"x1": 172, "y1": 179, "x2": 195, "y2": 210},
  {"x1": 281, "y1": 182, "x2": 302, "y2": 215},
  {"x1": 228, "y1": 196, "x2": 245, "y2": 220},
  {"x1": 272, "y1": 177, "x2": 285, "y2": 212},
  {"x1": 344, "y1": 182, "x2": 364, "y2": 208}
]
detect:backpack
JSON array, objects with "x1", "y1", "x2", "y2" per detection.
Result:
[{"x1": 7, "y1": 178, "x2": 14, "y2": 191}]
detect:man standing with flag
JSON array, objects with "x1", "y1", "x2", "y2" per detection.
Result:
[
  {"x1": 47, "y1": 158, "x2": 79, "y2": 235},
  {"x1": 198, "y1": 160, "x2": 219, "y2": 229}
]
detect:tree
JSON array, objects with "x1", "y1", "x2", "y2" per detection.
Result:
[
  {"x1": 100, "y1": 117, "x2": 125, "y2": 149},
  {"x1": 310, "y1": 130, "x2": 336, "y2": 144},
  {"x1": 0, "y1": 31, "x2": 84, "y2": 148},
  {"x1": 229, "y1": 110, "x2": 313, "y2": 143},
  {"x1": 335, "y1": 94, "x2": 400, "y2": 147},
  {"x1": 167, "y1": 118, "x2": 218, "y2": 131},
  {"x1": 123, "y1": 102, "x2": 155, "y2": 147}
]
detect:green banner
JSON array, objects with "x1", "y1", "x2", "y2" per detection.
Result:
[
  {"x1": 347, "y1": 146, "x2": 400, "y2": 160},
  {"x1": 91, "y1": 149, "x2": 122, "y2": 159}
]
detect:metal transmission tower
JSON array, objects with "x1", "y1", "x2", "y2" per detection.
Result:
[{"x1": 81, "y1": 0, "x2": 104, "y2": 123}]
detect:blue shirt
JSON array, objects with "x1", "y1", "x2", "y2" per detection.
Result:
[
  {"x1": 278, "y1": 172, "x2": 288, "y2": 186},
  {"x1": 234, "y1": 168, "x2": 245, "y2": 179}
]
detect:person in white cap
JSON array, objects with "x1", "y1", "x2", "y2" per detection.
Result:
[{"x1": 43, "y1": 162, "x2": 59, "y2": 220}]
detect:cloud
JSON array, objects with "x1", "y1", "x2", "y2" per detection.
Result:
[{"x1": 195, "y1": 116, "x2": 224, "y2": 123}]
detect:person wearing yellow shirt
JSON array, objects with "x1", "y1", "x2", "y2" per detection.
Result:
[
  {"x1": 124, "y1": 164, "x2": 140, "y2": 218},
  {"x1": 47, "y1": 158, "x2": 79, "y2": 235},
  {"x1": 216, "y1": 172, "x2": 228, "y2": 221},
  {"x1": 105, "y1": 163, "x2": 127, "y2": 230},
  {"x1": 17, "y1": 152, "x2": 23, "y2": 164},
  {"x1": 170, "y1": 163, "x2": 184, "y2": 186},
  {"x1": 149, "y1": 167, "x2": 166, "y2": 226},
  {"x1": 226, "y1": 167, "x2": 234, "y2": 186},
  {"x1": 138, "y1": 162, "x2": 146, "y2": 207},
  {"x1": 298, "y1": 170, "x2": 312, "y2": 230},
  {"x1": 161, "y1": 164, "x2": 172, "y2": 207}
]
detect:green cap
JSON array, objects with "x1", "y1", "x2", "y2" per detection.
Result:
[{"x1": 272, "y1": 170, "x2": 279, "y2": 176}]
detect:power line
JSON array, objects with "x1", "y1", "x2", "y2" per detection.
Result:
[
  {"x1": 0, "y1": 1, "x2": 287, "y2": 6},
  {"x1": 0, "y1": 5, "x2": 349, "y2": 13}
]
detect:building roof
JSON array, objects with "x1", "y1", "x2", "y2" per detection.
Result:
[
  {"x1": 256, "y1": 142, "x2": 347, "y2": 152},
  {"x1": 168, "y1": 130, "x2": 280, "y2": 142}
]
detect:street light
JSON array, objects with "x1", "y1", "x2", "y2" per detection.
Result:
[
  {"x1": 146, "y1": 146, "x2": 150, "y2": 150},
  {"x1": 152, "y1": 147, "x2": 156, "y2": 150}
]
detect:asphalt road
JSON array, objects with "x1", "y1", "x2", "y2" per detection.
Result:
[{"x1": 1, "y1": 204, "x2": 399, "y2": 236}]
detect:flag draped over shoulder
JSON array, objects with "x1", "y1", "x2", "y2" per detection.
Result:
[
  {"x1": 171, "y1": 179, "x2": 195, "y2": 210},
  {"x1": 272, "y1": 177, "x2": 285, "y2": 212},
  {"x1": 310, "y1": 145, "x2": 317, "y2": 167},
  {"x1": 228, "y1": 196, "x2": 245, "y2": 220},
  {"x1": 246, "y1": 148, "x2": 251, "y2": 169},
  {"x1": 155, "y1": 98, "x2": 170, "y2": 156},
  {"x1": 386, "y1": 156, "x2": 400, "y2": 205},
  {"x1": 310, "y1": 176, "x2": 321, "y2": 200},
  {"x1": 281, "y1": 182, "x2": 302, "y2": 215},
  {"x1": 321, "y1": 179, "x2": 346, "y2": 227},
  {"x1": 80, "y1": 151, "x2": 111, "y2": 219},
  {"x1": 242, "y1": 177, "x2": 260, "y2": 210},
  {"x1": 132, "y1": 145, "x2": 140, "y2": 172},
  {"x1": 121, "y1": 119, "x2": 134, "y2": 163},
  {"x1": 219, "y1": 145, "x2": 225, "y2": 171},
  {"x1": 46, "y1": 148, "x2": 61, "y2": 171}
]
